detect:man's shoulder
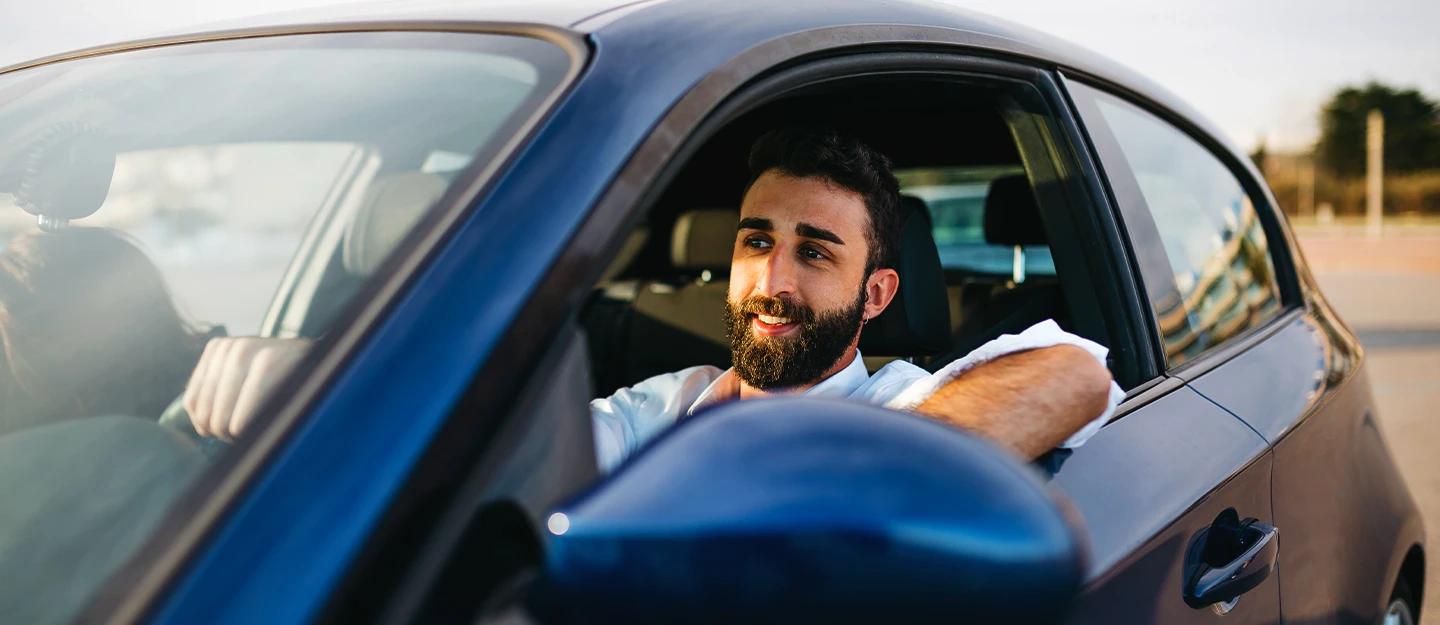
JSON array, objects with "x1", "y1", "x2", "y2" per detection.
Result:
[
  {"x1": 590, "y1": 364, "x2": 725, "y2": 473},
  {"x1": 634, "y1": 365, "x2": 726, "y2": 394},
  {"x1": 849, "y1": 358, "x2": 930, "y2": 405},
  {"x1": 594, "y1": 365, "x2": 725, "y2": 408}
]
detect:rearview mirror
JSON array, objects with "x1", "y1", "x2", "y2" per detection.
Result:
[{"x1": 536, "y1": 398, "x2": 1087, "y2": 624}]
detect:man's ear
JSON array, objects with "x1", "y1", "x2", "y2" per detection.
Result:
[{"x1": 863, "y1": 268, "x2": 900, "y2": 322}]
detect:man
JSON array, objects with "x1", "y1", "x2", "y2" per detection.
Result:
[
  {"x1": 587, "y1": 128, "x2": 1121, "y2": 471},
  {"x1": 185, "y1": 128, "x2": 1123, "y2": 471}
]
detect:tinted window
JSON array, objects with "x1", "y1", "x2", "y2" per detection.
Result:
[
  {"x1": 0, "y1": 32, "x2": 570, "y2": 623},
  {"x1": 1068, "y1": 81, "x2": 1281, "y2": 366},
  {"x1": 896, "y1": 166, "x2": 1056, "y2": 276}
]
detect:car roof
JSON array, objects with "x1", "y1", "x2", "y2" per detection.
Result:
[
  {"x1": 177, "y1": 0, "x2": 647, "y2": 32},
  {"x1": 0, "y1": 0, "x2": 1243, "y2": 164}
]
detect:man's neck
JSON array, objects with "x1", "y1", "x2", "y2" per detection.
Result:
[{"x1": 738, "y1": 345, "x2": 860, "y2": 400}]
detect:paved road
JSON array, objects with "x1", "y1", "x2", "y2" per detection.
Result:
[
  {"x1": 1313, "y1": 268, "x2": 1440, "y2": 622},
  {"x1": 1366, "y1": 346, "x2": 1439, "y2": 623},
  {"x1": 1316, "y1": 273, "x2": 1440, "y2": 331}
]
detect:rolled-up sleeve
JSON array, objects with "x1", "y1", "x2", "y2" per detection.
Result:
[{"x1": 873, "y1": 319, "x2": 1125, "y2": 449}]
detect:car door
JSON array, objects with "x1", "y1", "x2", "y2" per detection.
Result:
[
  {"x1": 1050, "y1": 78, "x2": 1285, "y2": 623},
  {"x1": 1064, "y1": 82, "x2": 1424, "y2": 623}
]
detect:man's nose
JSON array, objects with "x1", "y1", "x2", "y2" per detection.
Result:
[{"x1": 754, "y1": 246, "x2": 799, "y2": 298}]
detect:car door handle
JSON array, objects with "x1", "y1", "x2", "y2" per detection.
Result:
[{"x1": 1182, "y1": 508, "x2": 1279, "y2": 609}]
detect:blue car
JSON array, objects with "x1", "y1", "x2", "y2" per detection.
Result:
[{"x1": 0, "y1": 1, "x2": 1422, "y2": 624}]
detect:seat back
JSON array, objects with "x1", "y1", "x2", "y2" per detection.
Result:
[
  {"x1": 933, "y1": 175, "x2": 1066, "y2": 371},
  {"x1": 586, "y1": 209, "x2": 736, "y2": 394},
  {"x1": 983, "y1": 174, "x2": 1048, "y2": 247},
  {"x1": 858, "y1": 196, "x2": 952, "y2": 356},
  {"x1": 632, "y1": 208, "x2": 737, "y2": 348},
  {"x1": 342, "y1": 172, "x2": 448, "y2": 276}
]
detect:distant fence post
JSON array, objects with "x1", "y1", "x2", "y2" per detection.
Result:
[
  {"x1": 1300, "y1": 158, "x2": 1315, "y2": 218},
  {"x1": 1367, "y1": 109, "x2": 1384, "y2": 239}
]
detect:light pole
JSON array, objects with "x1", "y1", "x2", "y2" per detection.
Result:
[{"x1": 1366, "y1": 108, "x2": 1384, "y2": 239}]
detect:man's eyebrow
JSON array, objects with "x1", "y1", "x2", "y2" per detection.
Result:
[
  {"x1": 796, "y1": 222, "x2": 845, "y2": 245},
  {"x1": 737, "y1": 217, "x2": 773, "y2": 231}
]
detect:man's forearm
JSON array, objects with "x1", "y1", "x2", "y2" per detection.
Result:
[{"x1": 913, "y1": 344, "x2": 1113, "y2": 459}]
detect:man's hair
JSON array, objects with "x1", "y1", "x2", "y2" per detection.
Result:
[{"x1": 745, "y1": 127, "x2": 903, "y2": 274}]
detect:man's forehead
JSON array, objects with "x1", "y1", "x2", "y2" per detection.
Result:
[{"x1": 740, "y1": 171, "x2": 868, "y2": 235}]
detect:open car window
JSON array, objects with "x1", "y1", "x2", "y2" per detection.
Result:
[{"x1": 0, "y1": 31, "x2": 570, "y2": 625}]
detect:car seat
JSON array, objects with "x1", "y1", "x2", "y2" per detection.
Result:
[
  {"x1": 342, "y1": 171, "x2": 448, "y2": 277},
  {"x1": 583, "y1": 209, "x2": 737, "y2": 396},
  {"x1": 857, "y1": 196, "x2": 952, "y2": 357},
  {"x1": 930, "y1": 174, "x2": 1067, "y2": 371}
]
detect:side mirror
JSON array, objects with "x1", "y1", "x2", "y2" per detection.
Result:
[{"x1": 537, "y1": 398, "x2": 1087, "y2": 624}]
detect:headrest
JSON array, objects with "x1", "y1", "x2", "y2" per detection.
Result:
[
  {"x1": 671, "y1": 208, "x2": 739, "y2": 271},
  {"x1": 343, "y1": 172, "x2": 448, "y2": 276},
  {"x1": 983, "y1": 175, "x2": 1048, "y2": 247},
  {"x1": 858, "y1": 196, "x2": 952, "y2": 356}
]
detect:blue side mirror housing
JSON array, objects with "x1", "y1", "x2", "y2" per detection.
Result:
[{"x1": 538, "y1": 398, "x2": 1087, "y2": 624}]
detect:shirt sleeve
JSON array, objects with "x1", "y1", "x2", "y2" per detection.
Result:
[
  {"x1": 878, "y1": 319, "x2": 1126, "y2": 449},
  {"x1": 589, "y1": 365, "x2": 723, "y2": 472}
]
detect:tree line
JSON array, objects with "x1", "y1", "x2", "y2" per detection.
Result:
[{"x1": 1255, "y1": 82, "x2": 1440, "y2": 218}]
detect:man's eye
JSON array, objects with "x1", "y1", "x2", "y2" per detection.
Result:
[
  {"x1": 801, "y1": 246, "x2": 825, "y2": 261},
  {"x1": 744, "y1": 237, "x2": 771, "y2": 249}
]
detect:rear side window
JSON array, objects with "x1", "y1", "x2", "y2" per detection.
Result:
[{"x1": 1068, "y1": 81, "x2": 1282, "y2": 366}]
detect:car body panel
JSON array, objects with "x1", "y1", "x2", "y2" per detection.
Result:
[
  {"x1": 1053, "y1": 57, "x2": 1420, "y2": 622},
  {"x1": 1067, "y1": 450, "x2": 1278, "y2": 624},
  {"x1": 173, "y1": 0, "x2": 651, "y2": 32},
  {"x1": 1051, "y1": 384, "x2": 1278, "y2": 622},
  {"x1": 1187, "y1": 311, "x2": 1423, "y2": 623}
]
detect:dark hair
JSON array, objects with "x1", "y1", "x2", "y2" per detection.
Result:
[
  {"x1": 0, "y1": 228, "x2": 205, "y2": 435},
  {"x1": 745, "y1": 127, "x2": 903, "y2": 273}
]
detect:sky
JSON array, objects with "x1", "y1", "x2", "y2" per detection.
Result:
[{"x1": 3, "y1": 0, "x2": 1438, "y2": 152}]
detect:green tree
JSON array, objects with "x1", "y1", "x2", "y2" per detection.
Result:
[{"x1": 1315, "y1": 82, "x2": 1440, "y2": 177}]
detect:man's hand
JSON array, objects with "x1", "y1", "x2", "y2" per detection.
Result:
[
  {"x1": 914, "y1": 345, "x2": 1114, "y2": 459},
  {"x1": 184, "y1": 337, "x2": 312, "y2": 441}
]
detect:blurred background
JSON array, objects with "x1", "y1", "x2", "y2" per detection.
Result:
[{"x1": 2, "y1": 0, "x2": 1438, "y2": 618}]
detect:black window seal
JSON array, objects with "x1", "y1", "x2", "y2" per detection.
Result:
[
  {"x1": 1030, "y1": 69, "x2": 1159, "y2": 388},
  {"x1": 1111, "y1": 374, "x2": 1186, "y2": 421},
  {"x1": 68, "y1": 24, "x2": 589, "y2": 625}
]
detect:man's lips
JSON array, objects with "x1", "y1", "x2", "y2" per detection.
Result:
[{"x1": 749, "y1": 313, "x2": 799, "y2": 337}]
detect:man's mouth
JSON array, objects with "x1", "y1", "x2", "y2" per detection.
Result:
[{"x1": 750, "y1": 313, "x2": 799, "y2": 336}]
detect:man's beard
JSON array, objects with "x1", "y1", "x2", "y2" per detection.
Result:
[{"x1": 723, "y1": 287, "x2": 867, "y2": 390}]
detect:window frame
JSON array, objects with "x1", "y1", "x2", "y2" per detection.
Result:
[{"x1": 1059, "y1": 72, "x2": 1303, "y2": 381}]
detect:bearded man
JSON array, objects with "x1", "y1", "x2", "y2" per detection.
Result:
[{"x1": 588, "y1": 127, "x2": 1123, "y2": 472}]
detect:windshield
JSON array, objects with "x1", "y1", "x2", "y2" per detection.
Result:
[{"x1": 0, "y1": 31, "x2": 570, "y2": 624}]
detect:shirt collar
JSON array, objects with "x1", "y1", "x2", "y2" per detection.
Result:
[{"x1": 688, "y1": 349, "x2": 870, "y2": 416}]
